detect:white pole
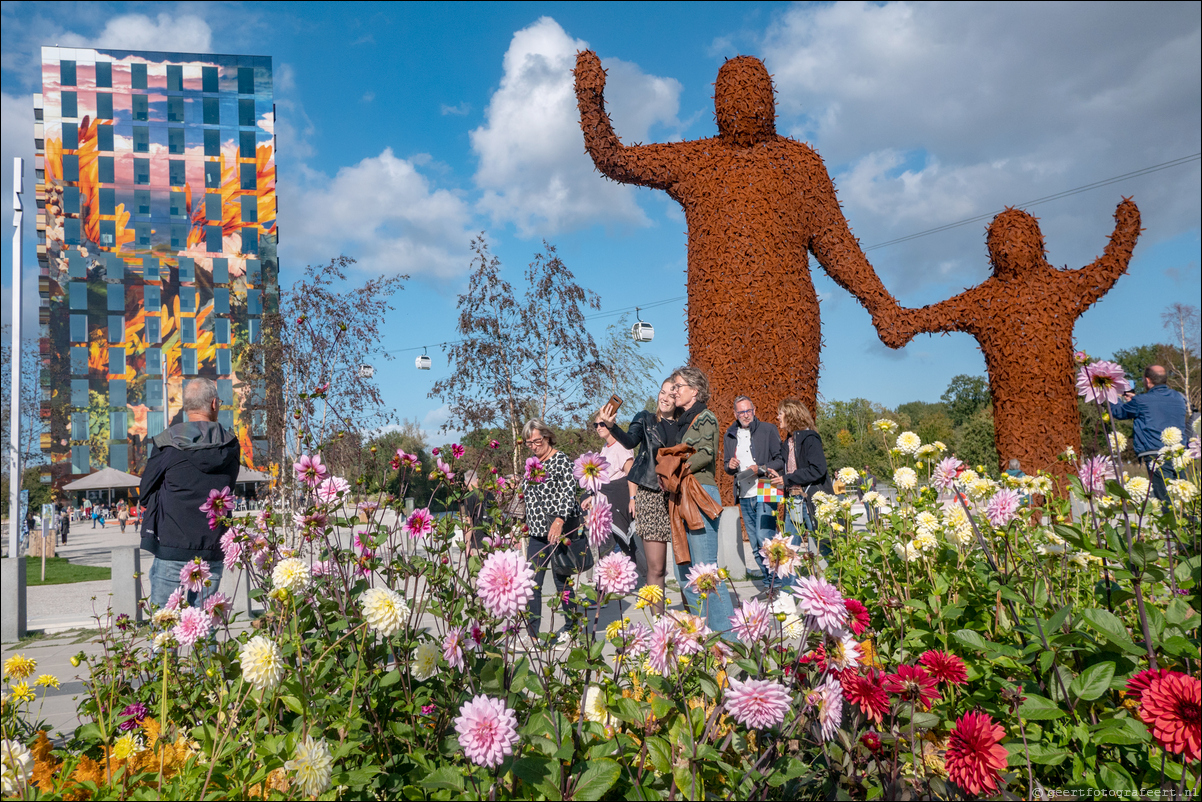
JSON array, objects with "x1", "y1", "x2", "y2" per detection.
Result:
[
  {"x1": 8, "y1": 156, "x2": 24, "y2": 559},
  {"x1": 162, "y1": 351, "x2": 169, "y2": 428}
]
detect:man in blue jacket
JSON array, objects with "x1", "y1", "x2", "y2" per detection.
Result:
[
  {"x1": 1110, "y1": 365, "x2": 1189, "y2": 502},
  {"x1": 139, "y1": 378, "x2": 241, "y2": 608},
  {"x1": 723, "y1": 396, "x2": 784, "y2": 584}
]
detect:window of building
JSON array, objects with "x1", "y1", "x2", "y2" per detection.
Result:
[
  {"x1": 216, "y1": 348, "x2": 232, "y2": 376},
  {"x1": 168, "y1": 127, "x2": 185, "y2": 154},
  {"x1": 108, "y1": 347, "x2": 125, "y2": 376},
  {"x1": 71, "y1": 347, "x2": 88, "y2": 375},
  {"x1": 144, "y1": 285, "x2": 160, "y2": 312},
  {"x1": 238, "y1": 98, "x2": 256, "y2": 127},
  {"x1": 132, "y1": 94, "x2": 149, "y2": 122},
  {"x1": 106, "y1": 253, "x2": 124, "y2": 280},
  {"x1": 62, "y1": 154, "x2": 79, "y2": 181},
  {"x1": 240, "y1": 162, "x2": 257, "y2": 190},
  {"x1": 181, "y1": 317, "x2": 197, "y2": 344},
  {"x1": 70, "y1": 314, "x2": 87, "y2": 343},
  {"x1": 205, "y1": 193, "x2": 221, "y2": 222},
  {"x1": 217, "y1": 378, "x2": 234, "y2": 405},
  {"x1": 110, "y1": 410, "x2": 127, "y2": 438},
  {"x1": 240, "y1": 195, "x2": 257, "y2": 223},
  {"x1": 135, "y1": 223, "x2": 151, "y2": 248},
  {"x1": 60, "y1": 60, "x2": 77, "y2": 86},
  {"x1": 95, "y1": 62, "x2": 112, "y2": 88},
  {"x1": 169, "y1": 160, "x2": 185, "y2": 186},
  {"x1": 109, "y1": 379, "x2": 127, "y2": 407},
  {"x1": 107, "y1": 283, "x2": 124, "y2": 311},
  {"x1": 181, "y1": 347, "x2": 198, "y2": 375},
  {"x1": 203, "y1": 96, "x2": 220, "y2": 125},
  {"x1": 135, "y1": 190, "x2": 150, "y2": 215},
  {"x1": 71, "y1": 446, "x2": 90, "y2": 474},
  {"x1": 166, "y1": 64, "x2": 183, "y2": 92},
  {"x1": 169, "y1": 191, "x2": 186, "y2": 218},
  {"x1": 62, "y1": 124, "x2": 78, "y2": 150},
  {"x1": 180, "y1": 287, "x2": 197, "y2": 313},
  {"x1": 96, "y1": 92, "x2": 113, "y2": 119},
  {"x1": 170, "y1": 224, "x2": 187, "y2": 249},
  {"x1": 218, "y1": 410, "x2": 234, "y2": 429},
  {"x1": 202, "y1": 66, "x2": 218, "y2": 93},
  {"x1": 98, "y1": 156, "x2": 114, "y2": 183},
  {"x1": 212, "y1": 258, "x2": 229, "y2": 283},
  {"x1": 205, "y1": 225, "x2": 222, "y2": 252},
  {"x1": 68, "y1": 252, "x2": 86, "y2": 278},
  {"x1": 246, "y1": 289, "x2": 262, "y2": 315},
  {"x1": 246, "y1": 259, "x2": 261, "y2": 284},
  {"x1": 61, "y1": 91, "x2": 77, "y2": 118},
  {"x1": 147, "y1": 411, "x2": 164, "y2": 436},
  {"x1": 71, "y1": 379, "x2": 89, "y2": 407},
  {"x1": 64, "y1": 219, "x2": 81, "y2": 245},
  {"x1": 240, "y1": 130, "x2": 256, "y2": 159},
  {"x1": 249, "y1": 318, "x2": 261, "y2": 344},
  {"x1": 204, "y1": 161, "x2": 220, "y2": 188},
  {"x1": 110, "y1": 444, "x2": 129, "y2": 472},
  {"x1": 131, "y1": 63, "x2": 147, "y2": 89},
  {"x1": 72, "y1": 412, "x2": 88, "y2": 442},
  {"x1": 204, "y1": 128, "x2": 220, "y2": 157},
  {"x1": 238, "y1": 67, "x2": 255, "y2": 95},
  {"x1": 108, "y1": 316, "x2": 124, "y2": 343},
  {"x1": 145, "y1": 380, "x2": 162, "y2": 407},
  {"x1": 215, "y1": 318, "x2": 230, "y2": 345},
  {"x1": 167, "y1": 96, "x2": 184, "y2": 123},
  {"x1": 142, "y1": 257, "x2": 158, "y2": 281},
  {"x1": 145, "y1": 314, "x2": 160, "y2": 344},
  {"x1": 134, "y1": 158, "x2": 149, "y2": 184},
  {"x1": 178, "y1": 256, "x2": 195, "y2": 282},
  {"x1": 146, "y1": 348, "x2": 161, "y2": 375},
  {"x1": 63, "y1": 186, "x2": 80, "y2": 214},
  {"x1": 97, "y1": 125, "x2": 113, "y2": 152},
  {"x1": 241, "y1": 228, "x2": 258, "y2": 255},
  {"x1": 213, "y1": 287, "x2": 229, "y2": 314}
]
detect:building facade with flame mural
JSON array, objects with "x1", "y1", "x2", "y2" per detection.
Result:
[{"x1": 35, "y1": 46, "x2": 278, "y2": 480}]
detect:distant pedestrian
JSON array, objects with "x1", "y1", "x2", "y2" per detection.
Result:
[
  {"x1": 59, "y1": 503, "x2": 70, "y2": 545},
  {"x1": 1111, "y1": 365, "x2": 1190, "y2": 502},
  {"x1": 116, "y1": 503, "x2": 130, "y2": 533}
]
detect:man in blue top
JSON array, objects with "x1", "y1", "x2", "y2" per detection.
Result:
[{"x1": 1110, "y1": 365, "x2": 1189, "y2": 502}]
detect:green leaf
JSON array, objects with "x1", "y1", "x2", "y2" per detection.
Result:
[
  {"x1": 1070, "y1": 662, "x2": 1115, "y2": 702},
  {"x1": 420, "y1": 766, "x2": 465, "y2": 791},
  {"x1": 608, "y1": 697, "x2": 643, "y2": 725},
  {"x1": 1099, "y1": 762, "x2": 1136, "y2": 792},
  {"x1": 645, "y1": 735, "x2": 672, "y2": 775},
  {"x1": 573, "y1": 758, "x2": 620, "y2": 801},
  {"x1": 512, "y1": 756, "x2": 555, "y2": 787},
  {"x1": 1033, "y1": 577, "x2": 1048, "y2": 609},
  {"x1": 696, "y1": 673, "x2": 719, "y2": 699},
  {"x1": 952, "y1": 629, "x2": 991, "y2": 652},
  {"x1": 280, "y1": 695, "x2": 304, "y2": 715},
  {"x1": 379, "y1": 669, "x2": 401, "y2": 688},
  {"x1": 1159, "y1": 635, "x2": 1196, "y2": 656},
  {"x1": 1016, "y1": 693, "x2": 1066, "y2": 720},
  {"x1": 1165, "y1": 597, "x2": 1195, "y2": 627},
  {"x1": 1081, "y1": 608, "x2": 1145, "y2": 656},
  {"x1": 1047, "y1": 603, "x2": 1072, "y2": 633},
  {"x1": 1024, "y1": 744, "x2": 1069, "y2": 766},
  {"x1": 1092, "y1": 717, "x2": 1149, "y2": 745},
  {"x1": 650, "y1": 695, "x2": 675, "y2": 720},
  {"x1": 1174, "y1": 555, "x2": 1200, "y2": 586}
]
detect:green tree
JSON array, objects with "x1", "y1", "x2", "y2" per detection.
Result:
[
  {"x1": 585, "y1": 313, "x2": 664, "y2": 422},
  {"x1": 940, "y1": 375, "x2": 991, "y2": 428},
  {"x1": 955, "y1": 405, "x2": 999, "y2": 475},
  {"x1": 895, "y1": 400, "x2": 955, "y2": 446},
  {"x1": 1111, "y1": 344, "x2": 1165, "y2": 388}
]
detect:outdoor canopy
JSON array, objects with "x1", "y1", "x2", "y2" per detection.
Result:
[{"x1": 62, "y1": 467, "x2": 142, "y2": 491}]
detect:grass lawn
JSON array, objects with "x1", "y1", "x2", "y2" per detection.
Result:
[{"x1": 23, "y1": 557, "x2": 111, "y2": 586}]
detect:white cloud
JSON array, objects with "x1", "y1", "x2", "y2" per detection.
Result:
[
  {"x1": 471, "y1": 16, "x2": 684, "y2": 236},
  {"x1": 441, "y1": 101, "x2": 471, "y2": 116},
  {"x1": 57, "y1": 13, "x2": 213, "y2": 53},
  {"x1": 280, "y1": 148, "x2": 474, "y2": 280},
  {"x1": 760, "y1": 2, "x2": 1201, "y2": 296}
]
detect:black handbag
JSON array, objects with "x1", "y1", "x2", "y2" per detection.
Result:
[{"x1": 548, "y1": 518, "x2": 593, "y2": 576}]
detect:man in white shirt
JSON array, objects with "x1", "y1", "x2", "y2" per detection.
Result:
[{"x1": 723, "y1": 396, "x2": 784, "y2": 585}]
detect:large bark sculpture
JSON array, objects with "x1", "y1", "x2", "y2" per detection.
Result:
[
  {"x1": 575, "y1": 52, "x2": 899, "y2": 449},
  {"x1": 882, "y1": 200, "x2": 1142, "y2": 477}
]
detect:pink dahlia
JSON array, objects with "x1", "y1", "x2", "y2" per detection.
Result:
[
  {"x1": 203, "y1": 592, "x2": 233, "y2": 624},
  {"x1": 165, "y1": 587, "x2": 185, "y2": 612},
  {"x1": 293, "y1": 454, "x2": 328, "y2": 487},
  {"x1": 404, "y1": 507, "x2": 435, "y2": 540},
  {"x1": 844, "y1": 599, "x2": 871, "y2": 636},
  {"x1": 684, "y1": 563, "x2": 724, "y2": 596},
  {"x1": 920, "y1": 650, "x2": 968, "y2": 686},
  {"x1": 476, "y1": 549, "x2": 536, "y2": 620},
  {"x1": 646, "y1": 614, "x2": 708, "y2": 675},
  {"x1": 467, "y1": 621, "x2": 486, "y2": 652},
  {"x1": 443, "y1": 626, "x2": 466, "y2": 671},
  {"x1": 220, "y1": 527, "x2": 244, "y2": 571},
  {"x1": 814, "y1": 674, "x2": 843, "y2": 741},
  {"x1": 199, "y1": 486, "x2": 235, "y2": 529},
  {"x1": 985, "y1": 489, "x2": 1021, "y2": 528},
  {"x1": 179, "y1": 559, "x2": 212, "y2": 593},
  {"x1": 725, "y1": 677, "x2": 791, "y2": 730},
  {"x1": 946, "y1": 710, "x2": 1009, "y2": 797},
  {"x1": 1077, "y1": 455, "x2": 1115, "y2": 495},
  {"x1": 173, "y1": 606, "x2": 212, "y2": 647},
  {"x1": 316, "y1": 476, "x2": 351, "y2": 503},
  {"x1": 1137, "y1": 671, "x2": 1201, "y2": 762},
  {"x1": 793, "y1": 576, "x2": 847, "y2": 635},
  {"x1": 451, "y1": 443, "x2": 466, "y2": 459},
  {"x1": 433, "y1": 459, "x2": 456, "y2": 481},
  {"x1": 524, "y1": 456, "x2": 546, "y2": 484},
  {"x1": 594, "y1": 552, "x2": 639, "y2": 596},
  {"x1": 396, "y1": 449, "x2": 421, "y2": 469},
  {"x1": 585, "y1": 494, "x2": 613, "y2": 549},
  {"x1": 730, "y1": 597, "x2": 772, "y2": 645},
  {"x1": 623, "y1": 621, "x2": 652, "y2": 659},
  {"x1": 1076, "y1": 360, "x2": 1131, "y2": 405},
  {"x1": 1125, "y1": 667, "x2": 1173, "y2": 702},
  {"x1": 454, "y1": 695, "x2": 520, "y2": 768},
  {"x1": 932, "y1": 457, "x2": 963, "y2": 490},
  {"x1": 824, "y1": 631, "x2": 861, "y2": 673},
  {"x1": 572, "y1": 452, "x2": 610, "y2": 492}
]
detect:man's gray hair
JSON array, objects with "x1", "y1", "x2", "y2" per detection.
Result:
[
  {"x1": 182, "y1": 378, "x2": 219, "y2": 411},
  {"x1": 733, "y1": 395, "x2": 754, "y2": 409},
  {"x1": 521, "y1": 419, "x2": 556, "y2": 446}
]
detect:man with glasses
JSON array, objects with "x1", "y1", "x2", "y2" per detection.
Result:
[{"x1": 723, "y1": 396, "x2": 784, "y2": 587}]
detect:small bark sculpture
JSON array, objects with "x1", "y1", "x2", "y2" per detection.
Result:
[{"x1": 883, "y1": 200, "x2": 1142, "y2": 476}]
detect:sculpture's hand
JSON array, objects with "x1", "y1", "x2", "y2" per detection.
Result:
[
  {"x1": 875, "y1": 306, "x2": 916, "y2": 349},
  {"x1": 575, "y1": 50, "x2": 606, "y2": 98}
]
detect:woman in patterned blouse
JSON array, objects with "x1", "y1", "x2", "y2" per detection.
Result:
[{"x1": 521, "y1": 419, "x2": 584, "y2": 642}]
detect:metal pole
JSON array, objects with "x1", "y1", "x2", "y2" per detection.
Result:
[
  {"x1": 162, "y1": 351, "x2": 169, "y2": 429},
  {"x1": 8, "y1": 156, "x2": 24, "y2": 560}
]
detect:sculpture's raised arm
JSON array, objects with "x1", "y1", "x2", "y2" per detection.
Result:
[
  {"x1": 1066, "y1": 198, "x2": 1142, "y2": 312},
  {"x1": 575, "y1": 50, "x2": 681, "y2": 191}
]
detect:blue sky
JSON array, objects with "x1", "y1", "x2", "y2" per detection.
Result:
[{"x1": 3, "y1": 2, "x2": 1199, "y2": 441}]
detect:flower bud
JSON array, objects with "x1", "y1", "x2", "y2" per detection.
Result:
[{"x1": 70, "y1": 655, "x2": 82, "y2": 667}]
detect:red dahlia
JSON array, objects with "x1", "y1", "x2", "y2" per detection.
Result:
[
  {"x1": 842, "y1": 669, "x2": 890, "y2": 724},
  {"x1": 883, "y1": 664, "x2": 941, "y2": 710},
  {"x1": 845, "y1": 598, "x2": 871, "y2": 636},
  {"x1": 1125, "y1": 667, "x2": 1172, "y2": 702},
  {"x1": 1138, "y1": 671, "x2": 1201, "y2": 763},
  {"x1": 946, "y1": 710, "x2": 1009, "y2": 797},
  {"x1": 860, "y1": 731, "x2": 882, "y2": 752},
  {"x1": 919, "y1": 649, "x2": 968, "y2": 686}
]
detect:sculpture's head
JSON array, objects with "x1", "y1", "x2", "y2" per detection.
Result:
[
  {"x1": 714, "y1": 56, "x2": 777, "y2": 146},
  {"x1": 987, "y1": 208, "x2": 1048, "y2": 277}
]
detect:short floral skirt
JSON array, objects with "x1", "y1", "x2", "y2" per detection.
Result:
[{"x1": 634, "y1": 486, "x2": 672, "y2": 543}]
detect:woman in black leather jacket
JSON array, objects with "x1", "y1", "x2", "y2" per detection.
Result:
[{"x1": 603, "y1": 379, "x2": 678, "y2": 612}]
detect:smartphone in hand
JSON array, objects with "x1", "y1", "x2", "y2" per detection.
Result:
[{"x1": 601, "y1": 394, "x2": 623, "y2": 420}]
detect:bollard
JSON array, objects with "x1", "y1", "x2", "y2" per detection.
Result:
[
  {"x1": 231, "y1": 568, "x2": 253, "y2": 619},
  {"x1": 717, "y1": 506, "x2": 749, "y2": 577},
  {"x1": 1, "y1": 557, "x2": 27, "y2": 641},
  {"x1": 110, "y1": 547, "x2": 142, "y2": 623}
]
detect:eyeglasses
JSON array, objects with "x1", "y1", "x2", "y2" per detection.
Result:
[
  {"x1": 525, "y1": 438, "x2": 545, "y2": 448},
  {"x1": 736, "y1": 408, "x2": 755, "y2": 416},
  {"x1": 593, "y1": 422, "x2": 607, "y2": 429}
]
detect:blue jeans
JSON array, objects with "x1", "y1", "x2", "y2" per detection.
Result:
[
  {"x1": 784, "y1": 497, "x2": 830, "y2": 564},
  {"x1": 149, "y1": 557, "x2": 225, "y2": 610},
  {"x1": 1143, "y1": 456, "x2": 1178, "y2": 504},
  {"x1": 675, "y1": 484, "x2": 734, "y2": 635},
  {"x1": 739, "y1": 496, "x2": 779, "y2": 581}
]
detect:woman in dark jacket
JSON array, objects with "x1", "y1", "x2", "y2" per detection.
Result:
[
  {"x1": 766, "y1": 397, "x2": 829, "y2": 547},
  {"x1": 604, "y1": 379, "x2": 678, "y2": 613}
]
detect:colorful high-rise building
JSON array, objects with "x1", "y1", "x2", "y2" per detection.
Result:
[{"x1": 35, "y1": 47, "x2": 278, "y2": 480}]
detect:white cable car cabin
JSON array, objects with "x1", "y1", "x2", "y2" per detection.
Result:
[{"x1": 631, "y1": 307, "x2": 654, "y2": 343}]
